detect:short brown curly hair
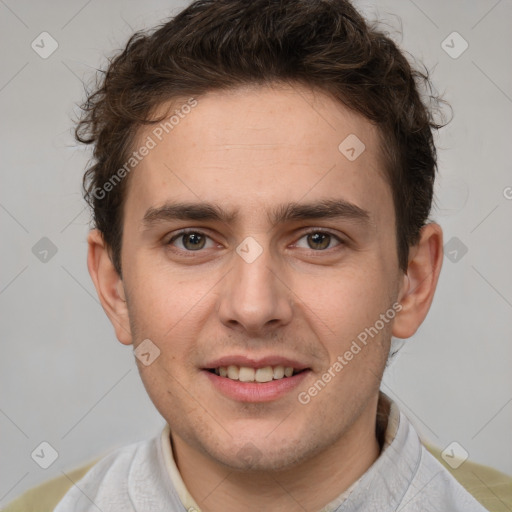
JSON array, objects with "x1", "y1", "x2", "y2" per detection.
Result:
[{"x1": 76, "y1": 0, "x2": 445, "y2": 276}]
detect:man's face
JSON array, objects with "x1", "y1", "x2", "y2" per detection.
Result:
[{"x1": 119, "y1": 84, "x2": 404, "y2": 470}]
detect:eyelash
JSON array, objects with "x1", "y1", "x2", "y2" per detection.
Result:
[{"x1": 165, "y1": 228, "x2": 345, "y2": 254}]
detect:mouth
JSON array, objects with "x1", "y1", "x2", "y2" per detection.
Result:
[
  {"x1": 206, "y1": 365, "x2": 307, "y2": 383},
  {"x1": 201, "y1": 358, "x2": 311, "y2": 402}
]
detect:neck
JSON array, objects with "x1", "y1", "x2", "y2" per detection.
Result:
[{"x1": 171, "y1": 395, "x2": 383, "y2": 512}]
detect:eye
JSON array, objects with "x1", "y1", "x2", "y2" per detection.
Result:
[
  {"x1": 294, "y1": 230, "x2": 342, "y2": 251},
  {"x1": 167, "y1": 230, "x2": 216, "y2": 251}
]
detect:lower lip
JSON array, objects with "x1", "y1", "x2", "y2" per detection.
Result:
[{"x1": 203, "y1": 370, "x2": 310, "y2": 402}]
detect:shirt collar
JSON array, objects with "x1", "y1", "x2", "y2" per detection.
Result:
[{"x1": 158, "y1": 392, "x2": 414, "y2": 512}]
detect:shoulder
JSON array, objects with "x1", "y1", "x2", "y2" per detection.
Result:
[
  {"x1": 1, "y1": 459, "x2": 98, "y2": 512},
  {"x1": 424, "y1": 443, "x2": 512, "y2": 512},
  {"x1": 378, "y1": 401, "x2": 511, "y2": 512},
  {"x1": 1, "y1": 438, "x2": 153, "y2": 512},
  {"x1": 53, "y1": 437, "x2": 155, "y2": 511},
  {"x1": 51, "y1": 431, "x2": 185, "y2": 512}
]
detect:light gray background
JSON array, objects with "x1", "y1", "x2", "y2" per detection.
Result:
[{"x1": 1, "y1": 0, "x2": 511, "y2": 505}]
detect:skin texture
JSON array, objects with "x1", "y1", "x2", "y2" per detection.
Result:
[{"x1": 88, "y1": 83, "x2": 443, "y2": 511}]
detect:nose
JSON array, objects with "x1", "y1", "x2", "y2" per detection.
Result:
[{"x1": 216, "y1": 240, "x2": 293, "y2": 336}]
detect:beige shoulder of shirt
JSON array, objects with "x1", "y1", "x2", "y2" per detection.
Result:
[
  {"x1": 2, "y1": 448, "x2": 511, "y2": 512},
  {"x1": 1, "y1": 459, "x2": 100, "y2": 512},
  {"x1": 423, "y1": 443, "x2": 512, "y2": 512}
]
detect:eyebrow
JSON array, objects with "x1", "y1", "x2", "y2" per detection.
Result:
[{"x1": 142, "y1": 198, "x2": 371, "y2": 229}]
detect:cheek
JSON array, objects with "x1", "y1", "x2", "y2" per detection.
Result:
[
  {"x1": 126, "y1": 256, "x2": 212, "y2": 333},
  {"x1": 125, "y1": 260, "x2": 216, "y2": 373},
  {"x1": 294, "y1": 263, "x2": 393, "y2": 340}
]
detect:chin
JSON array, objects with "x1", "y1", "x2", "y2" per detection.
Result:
[{"x1": 206, "y1": 433, "x2": 320, "y2": 473}]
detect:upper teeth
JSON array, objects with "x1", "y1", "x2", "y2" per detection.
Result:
[{"x1": 215, "y1": 365, "x2": 296, "y2": 382}]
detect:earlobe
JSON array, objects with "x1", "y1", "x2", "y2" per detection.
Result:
[
  {"x1": 392, "y1": 223, "x2": 443, "y2": 339},
  {"x1": 87, "y1": 229, "x2": 133, "y2": 345}
]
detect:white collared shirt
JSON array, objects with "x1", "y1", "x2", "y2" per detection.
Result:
[{"x1": 54, "y1": 400, "x2": 488, "y2": 511}]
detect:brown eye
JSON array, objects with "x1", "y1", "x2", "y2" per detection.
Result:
[
  {"x1": 182, "y1": 233, "x2": 206, "y2": 250},
  {"x1": 168, "y1": 231, "x2": 213, "y2": 251},
  {"x1": 295, "y1": 230, "x2": 342, "y2": 251},
  {"x1": 307, "y1": 232, "x2": 331, "y2": 250}
]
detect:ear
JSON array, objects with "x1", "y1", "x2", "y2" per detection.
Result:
[
  {"x1": 392, "y1": 223, "x2": 443, "y2": 339},
  {"x1": 87, "y1": 229, "x2": 133, "y2": 345}
]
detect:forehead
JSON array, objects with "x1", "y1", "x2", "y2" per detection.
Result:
[{"x1": 125, "y1": 84, "x2": 392, "y2": 228}]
